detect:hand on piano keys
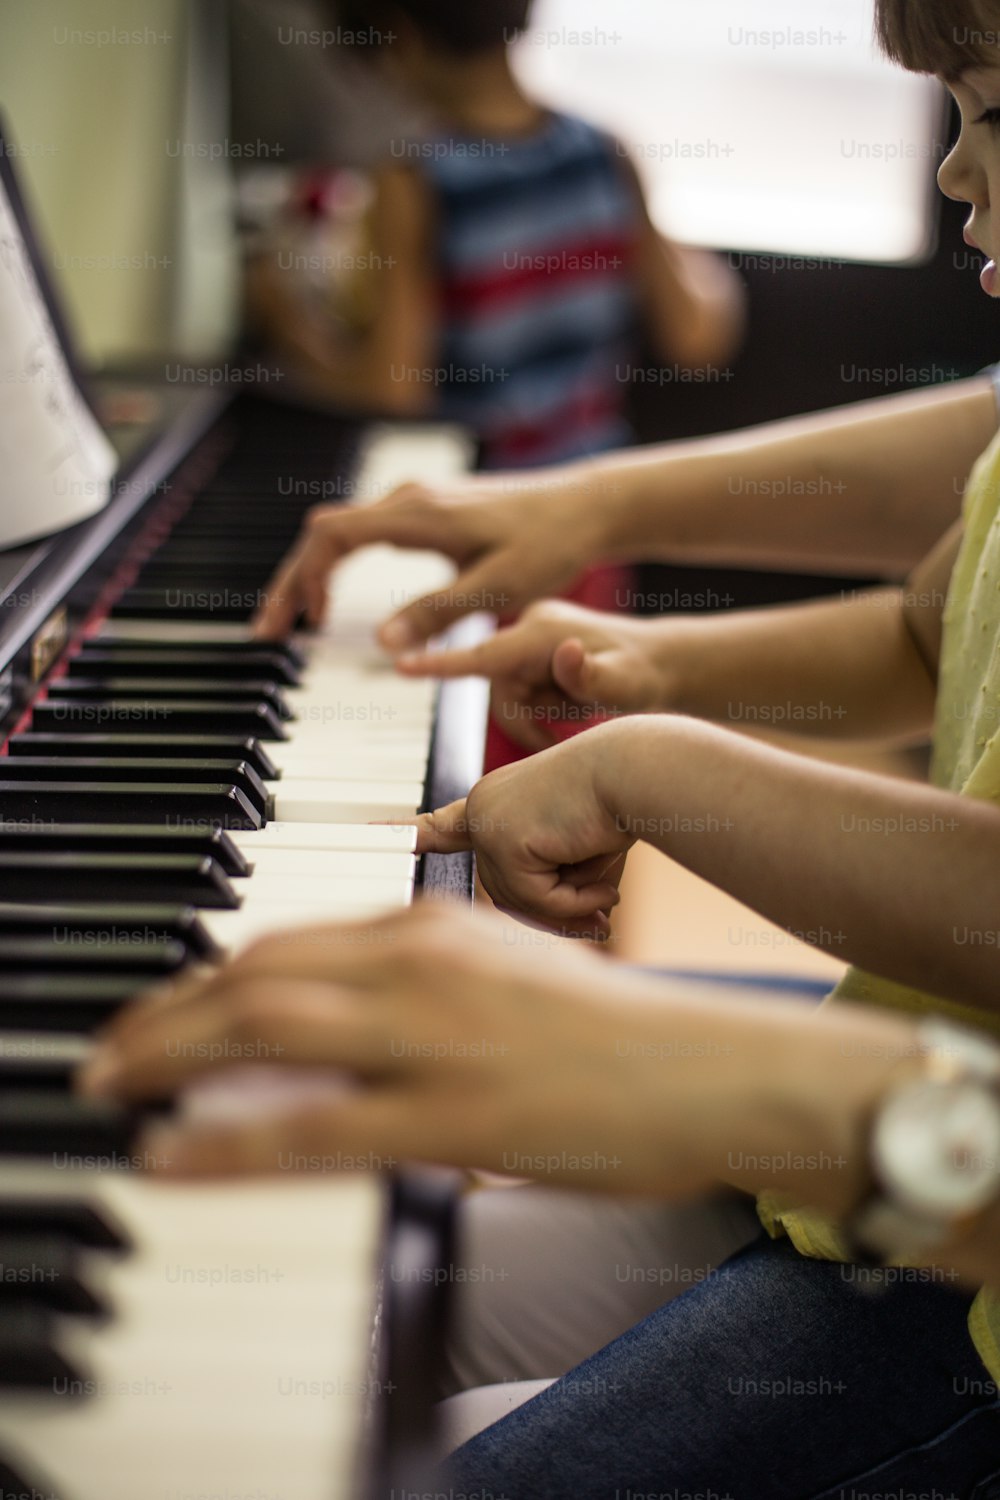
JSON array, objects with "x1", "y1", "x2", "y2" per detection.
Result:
[
  {"x1": 76, "y1": 901, "x2": 689, "y2": 1195},
  {"x1": 394, "y1": 596, "x2": 673, "y2": 749},
  {"x1": 416, "y1": 722, "x2": 633, "y2": 941},
  {"x1": 249, "y1": 444, "x2": 605, "y2": 652}
]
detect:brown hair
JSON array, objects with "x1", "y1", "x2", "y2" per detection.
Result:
[
  {"x1": 874, "y1": 0, "x2": 1000, "y2": 79},
  {"x1": 334, "y1": 0, "x2": 532, "y2": 56}
]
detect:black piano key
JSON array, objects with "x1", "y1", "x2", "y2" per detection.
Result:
[
  {"x1": 0, "y1": 1036, "x2": 173, "y2": 1122},
  {"x1": 145, "y1": 515, "x2": 305, "y2": 535},
  {"x1": 129, "y1": 567, "x2": 284, "y2": 589},
  {"x1": 97, "y1": 636, "x2": 306, "y2": 669},
  {"x1": 0, "y1": 1197, "x2": 131, "y2": 1251},
  {"x1": 0, "y1": 759, "x2": 271, "y2": 822},
  {"x1": 0, "y1": 820, "x2": 251, "y2": 877},
  {"x1": 70, "y1": 648, "x2": 301, "y2": 685},
  {"x1": 45, "y1": 677, "x2": 293, "y2": 719},
  {"x1": 0, "y1": 903, "x2": 217, "y2": 960},
  {"x1": 0, "y1": 1031, "x2": 91, "y2": 1089},
  {"x1": 0, "y1": 975, "x2": 145, "y2": 1030},
  {"x1": 111, "y1": 587, "x2": 266, "y2": 621},
  {"x1": 8, "y1": 735, "x2": 280, "y2": 786},
  {"x1": 0, "y1": 939, "x2": 187, "y2": 980},
  {"x1": 0, "y1": 781, "x2": 263, "y2": 830},
  {"x1": 0, "y1": 1306, "x2": 86, "y2": 1390},
  {"x1": 129, "y1": 558, "x2": 293, "y2": 581},
  {"x1": 31, "y1": 700, "x2": 288, "y2": 739},
  {"x1": 0, "y1": 1236, "x2": 108, "y2": 1317},
  {"x1": 0, "y1": 1458, "x2": 67, "y2": 1497},
  {"x1": 0, "y1": 1094, "x2": 138, "y2": 1159},
  {"x1": 0, "y1": 852, "x2": 240, "y2": 909}
]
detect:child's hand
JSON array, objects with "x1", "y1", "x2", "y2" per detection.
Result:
[
  {"x1": 249, "y1": 472, "x2": 614, "y2": 645},
  {"x1": 396, "y1": 600, "x2": 675, "y2": 749},
  {"x1": 416, "y1": 725, "x2": 636, "y2": 937}
]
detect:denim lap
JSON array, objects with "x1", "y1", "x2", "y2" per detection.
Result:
[{"x1": 440, "y1": 1234, "x2": 1000, "y2": 1500}]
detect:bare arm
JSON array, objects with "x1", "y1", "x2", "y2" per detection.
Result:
[
  {"x1": 619, "y1": 150, "x2": 746, "y2": 367},
  {"x1": 604, "y1": 379, "x2": 995, "y2": 576},
  {"x1": 641, "y1": 521, "x2": 963, "y2": 737},
  {"x1": 421, "y1": 706, "x2": 1000, "y2": 1009},
  {"x1": 247, "y1": 166, "x2": 437, "y2": 415},
  {"x1": 400, "y1": 526, "x2": 963, "y2": 743},
  {"x1": 253, "y1": 376, "x2": 996, "y2": 644},
  {"x1": 77, "y1": 904, "x2": 1000, "y2": 1288}
]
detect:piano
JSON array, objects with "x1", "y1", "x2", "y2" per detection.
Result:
[{"x1": 0, "y1": 384, "x2": 487, "y2": 1500}]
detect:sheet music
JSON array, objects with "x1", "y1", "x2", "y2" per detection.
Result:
[{"x1": 0, "y1": 168, "x2": 117, "y2": 549}]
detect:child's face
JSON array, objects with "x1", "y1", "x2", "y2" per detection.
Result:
[{"x1": 939, "y1": 66, "x2": 1000, "y2": 296}]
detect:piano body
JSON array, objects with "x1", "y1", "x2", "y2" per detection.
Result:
[{"x1": 0, "y1": 383, "x2": 486, "y2": 1498}]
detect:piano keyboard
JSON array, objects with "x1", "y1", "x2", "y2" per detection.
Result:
[{"x1": 0, "y1": 406, "x2": 478, "y2": 1499}]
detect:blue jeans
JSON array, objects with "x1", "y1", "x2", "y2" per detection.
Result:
[{"x1": 440, "y1": 1233, "x2": 1000, "y2": 1499}]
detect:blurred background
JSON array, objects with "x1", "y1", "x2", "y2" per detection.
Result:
[{"x1": 0, "y1": 0, "x2": 994, "y2": 411}]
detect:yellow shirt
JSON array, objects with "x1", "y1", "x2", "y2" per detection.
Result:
[{"x1": 759, "y1": 424, "x2": 1000, "y2": 1383}]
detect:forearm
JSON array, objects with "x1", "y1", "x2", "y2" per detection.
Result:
[
  {"x1": 647, "y1": 586, "x2": 936, "y2": 740},
  {"x1": 579, "y1": 378, "x2": 995, "y2": 574},
  {"x1": 594, "y1": 715, "x2": 1000, "y2": 1009},
  {"x1": 647, "y1": 240, "x2": 746, "y2": 368}
]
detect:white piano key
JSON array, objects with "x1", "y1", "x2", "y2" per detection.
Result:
[
  {"x1": 230, "y1": 872, "x2": 414, "y2": 908},
  {"x1": 0, "y1": 1167, "x2": 386, "y2": 1500},
  {"x1": 270, "y1": 780, "x2": 424, "y2": 823},
  {"x1": 351, "y1": 421, "x2": 474, "y2": 493},
  {"x1": 205, "y1": 895, "x2": 399, "y2": 953},
  {"x1": 288, "y1": 692, "x2": 435, "y2": 725},
  {"x1": 269, "y1": 750, "x2": 427, "y2": 782},
  {"x1": 268, "y1": 750, "x2": 423, "y2": 775},
  {"x1": 244, "y1": 848, "x2": 415, "y2": 880},
  {"x1": 284, "y1": 722, "x2": 430, "y2": 758},
  {"x1": 231, "y1": 821, "x2": 416, "y2": 854}
]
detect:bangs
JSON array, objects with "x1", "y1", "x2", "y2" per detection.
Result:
[{"x1": 875, "y1": 0, "x2": 1000, "y2": 79}]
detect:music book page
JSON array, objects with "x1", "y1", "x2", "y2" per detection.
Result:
[{"x1": 0, "y1": 169, "x2": 117, "y2": 549}]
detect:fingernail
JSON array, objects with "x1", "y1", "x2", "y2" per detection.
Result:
[{"x1": 380, "y1": 619, "x2": 416, "y2": 651}]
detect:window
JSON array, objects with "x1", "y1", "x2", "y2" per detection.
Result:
[{"x1": 513, "y1": 0, "x2": 946, "y2": 262}]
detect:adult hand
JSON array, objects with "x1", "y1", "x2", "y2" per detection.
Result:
[{"x1": 77, "y1": 903, "x2": 709, "y2": 1193}]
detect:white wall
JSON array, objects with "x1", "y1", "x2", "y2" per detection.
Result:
[{"x1": 0, "y1": 0, "x2": 238, "y2": 365}]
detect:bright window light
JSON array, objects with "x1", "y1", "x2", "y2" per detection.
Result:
[{"x1": 513, "y1": 0, "x2": 946, "y2": 262}]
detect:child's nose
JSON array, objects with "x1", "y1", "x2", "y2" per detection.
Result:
[{"x1": 938, "y1": 130, "x2": 985, "y2": 205}]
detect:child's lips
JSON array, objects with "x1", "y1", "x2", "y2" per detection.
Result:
[{"x1": 981, "y1": 259, "x2": 999, "y2": 294}]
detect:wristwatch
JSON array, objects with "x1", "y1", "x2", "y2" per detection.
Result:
[{"x1": 847, "y1": 1018, "x2": 1000, "y2": 1264}]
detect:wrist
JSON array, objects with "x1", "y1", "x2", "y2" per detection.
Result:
[
  {"x1": 571, "y1": 450, "x2": 657, "y2": 561},
  {"x1": 581, "y1": 716, "x2": 638, "y2": 835},
  {"x1": 585, "y1": 713, "x2": 687, "y2": 840},
  {"x1": 642, "y1": 616, "x2": 703, "y2": 711},
  {"x1": 718, "y1": 1010, "x2": 926, "y2": 1216}
]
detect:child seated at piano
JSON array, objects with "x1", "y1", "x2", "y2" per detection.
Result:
[
  {"x1": 248, "y1": 0, "x2": 743, "y2": 766},
  {"x1": 79, "y1": 0, "x2": 1000, "y2": 1493}
]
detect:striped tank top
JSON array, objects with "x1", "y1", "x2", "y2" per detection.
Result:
[{"x1": 416, "y1": 111, "x2": 642, "y2": 469}]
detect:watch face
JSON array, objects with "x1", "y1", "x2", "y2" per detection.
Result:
[{"x1": 874, "y1": 1079, "x2": 1000, "y2": 1218}]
